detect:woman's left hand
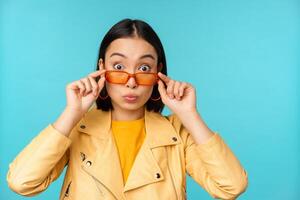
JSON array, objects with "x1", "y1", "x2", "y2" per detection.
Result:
[{"x1": 157, "y1": 72, "x2": 197, "y2": 115}]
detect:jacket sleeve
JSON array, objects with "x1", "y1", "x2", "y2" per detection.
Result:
[
  {"x1": 169, "y1": 114, "x2": 248, "y2": 199},
  {"x1": 6, "y1": 124, "x2": 73, "y2": 196}
]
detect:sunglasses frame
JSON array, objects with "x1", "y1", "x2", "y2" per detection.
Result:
[{"x1": 104, "y1": 70, "x2": 160, "y2": 86}]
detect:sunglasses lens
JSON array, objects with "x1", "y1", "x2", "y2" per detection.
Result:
[
  {"x1": 106, "y1": 71, "x2": 128, "y2": 84},
  {"x1": 136, "y1": 73, "x2": 157, "y2": 85},
  {"x1": 106, "y1": 71, "x2": 157, "y2": 85}
]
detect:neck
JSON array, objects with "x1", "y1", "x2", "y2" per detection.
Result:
[{"x1": 111, "y1": 105, "x2": 145, "y2": 121}]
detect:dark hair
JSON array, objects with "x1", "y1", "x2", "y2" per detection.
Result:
[{"x1": 95, "y1": 18, "x2": 168, "y2": 113}]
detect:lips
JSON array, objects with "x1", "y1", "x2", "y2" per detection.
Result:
[
  {"x1": 123, "y1": 94, "x2": 138, "y2": 98},
  {"x1": 123, "y1": 94, "x2": 138, "y2": 102}
]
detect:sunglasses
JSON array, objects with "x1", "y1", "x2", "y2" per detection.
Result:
[{"x1": 104, "y1": 70, "x2": 160, "y2": 86}]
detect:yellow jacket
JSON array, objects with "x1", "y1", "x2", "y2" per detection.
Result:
[{"x1": 7, "y1": 105, "x2": 248, "y2": 200}]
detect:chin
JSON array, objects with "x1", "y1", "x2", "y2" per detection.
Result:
[
  {"x1": 118, "y1": 100, "x2": 146, "y2": 111},
  {"x1": 122, "y1": 103, "x2": 142, "y2": 110}
]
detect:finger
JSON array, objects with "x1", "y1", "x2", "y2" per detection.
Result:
[
  {"x1": 157, "y1": 79, "x2": 167, "y2": 99},
  {"x1": 89, "y1": 69, "x2": 107, "y2": 79},
  {"x1": 173, "y1": 81, "x2": 181, "y2": 100},
  {"x1": 67, "y1": 81, "x2": 79, "y2": 90},
  {"x1": 77, "y1": 80, "x2": 85, "y2": 96},
  {"x1": 166, "y1": 80, "x2": 175, "y2": 99},
  {"x1": 179, "y1": 82, "x2": 188, "y2": 97},
  {"x1": 81, "y1": 78, "x2": 92, "y2": 96},
  {"x1": 158, "y1": 72, "x2": 171, "y2": 84},
  {"x1": 67, "y1": 82, "x2": 81, "y2": 97},
  {"x1": 97, "y1": 76, "x2": 106, "y2": 94},
  {"x1": 88, "y1": 76, "x2": 98, "y2": 96}
]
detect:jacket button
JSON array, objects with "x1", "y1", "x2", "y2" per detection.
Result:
[
  {"x1": 80, "y1": 125, "x2": 86, "y2": 129},
  {"x1": 86, "y1": 160, "x2": 92, "y2": 166},
  {"x1": 172, "y1": 137, "x2": 177, "y2": 142},
  {"x1": 155, "y1": 173, "x2": 161, "y2": 179},
  {"x1": 80, "y1": 152, "x2": 86, "y2": 162}
]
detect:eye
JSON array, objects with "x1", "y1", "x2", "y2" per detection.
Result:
[
  {"x1": 113, "y1": 63, "x2": 124, "y2": 70},
  {"x1": 139, "y1": 64, "x2": 151, "y2": 72}
]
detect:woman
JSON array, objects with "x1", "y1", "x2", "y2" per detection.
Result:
[{"x1": 7, "y1": 19, "x2": 248, "y2": 200}]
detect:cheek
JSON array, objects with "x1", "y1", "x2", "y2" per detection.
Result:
[
  {"x1": 140, "y1": 87, "x2": 154, "y2": 100},
  {"x1": 105, "y1": 83, "x2": 119, "y2": 99}
]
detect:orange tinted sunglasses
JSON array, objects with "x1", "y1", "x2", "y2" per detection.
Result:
[{"x1": 105, "y1": 70, "x2": 159, "y2": 86}]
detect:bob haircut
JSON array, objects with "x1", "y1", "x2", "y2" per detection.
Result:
[{"x1": 95, "y1": 18, "x2": 168, "y2": 113}]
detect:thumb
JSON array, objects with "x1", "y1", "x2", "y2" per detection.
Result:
[
  {"x1": 96, "y1": 78, "x2": 106, "y2": 96},
  {"x1": 157, "y1": 79, "x2": 167, "y2": 99},
  {"x1": 97, "y1": 76, "x2": 106, "y2": 89}
]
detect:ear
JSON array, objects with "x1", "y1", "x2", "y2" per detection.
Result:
[{"x1": 98, "y1": 58, "x2": 104, "y2": 70}]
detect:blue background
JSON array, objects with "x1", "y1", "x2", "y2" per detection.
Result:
[{"x1": 1, "y1": 0, "x2": 299, "y2": 199}]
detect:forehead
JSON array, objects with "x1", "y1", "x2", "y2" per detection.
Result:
[{"x1": 105, "y1": 37, "x2": 157, "y2": 61}]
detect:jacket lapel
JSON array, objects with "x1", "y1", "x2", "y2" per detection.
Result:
[
  {"x1": 76, "y1": 104, "x2": 181, "y2": 197},
  {"x1": 123, "y1": 106, "x2": 181, "y2": 192}
]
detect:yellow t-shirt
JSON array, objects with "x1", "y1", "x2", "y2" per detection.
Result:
[{"x1": 111, "y1": 117, "x2": 146, "y2": 185}]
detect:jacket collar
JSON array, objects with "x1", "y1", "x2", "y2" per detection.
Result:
[
  {"x1": 76, "y1": 104, "x2": 181, "y2": 148},
  {"x1": 77, "y1": 104, "x2": 181, "y2": 199}
]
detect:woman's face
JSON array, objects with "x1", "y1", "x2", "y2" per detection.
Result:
[{"x1": 98, "y1": 37, "x2": 160, "y2": 111}]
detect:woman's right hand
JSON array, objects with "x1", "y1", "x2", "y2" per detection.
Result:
[{"x1": 65, "y1": 69, "x2": 107, "y2": 116}]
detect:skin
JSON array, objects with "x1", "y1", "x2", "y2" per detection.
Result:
[
  {"x1": 98, "y1": 37, "x2": 161, "y2": 121},
  {"x1": 54, "y1": 36, "x2": 214, "y2": 144},
  {"x1": 98, "y1": 36, "x2": 214, "y2": 144}
]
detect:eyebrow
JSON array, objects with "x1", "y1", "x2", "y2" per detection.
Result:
[{"x1": 110, "y1": 52, "x2": 155, "y2": 60}]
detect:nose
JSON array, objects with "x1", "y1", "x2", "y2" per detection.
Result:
[{"x1": 125, "y1": 76, "x2": 137, "y2": 89}]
